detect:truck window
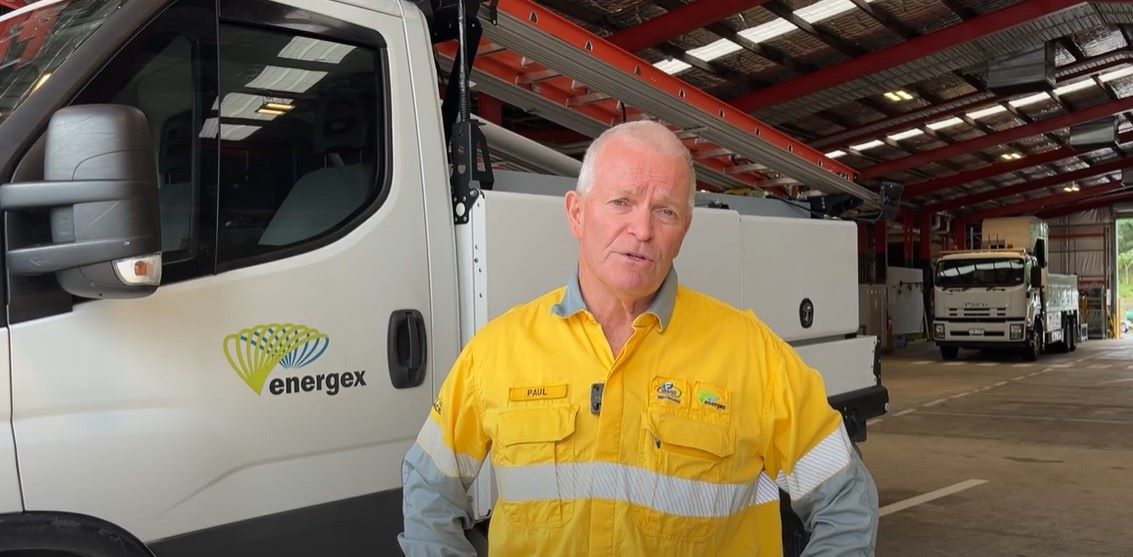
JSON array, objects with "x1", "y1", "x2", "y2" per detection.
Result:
[
  {"x1": 214, "y1": 24, "x2": 385, "y2": 268},
  {"x1": 0, "y1": 0, "x2": 123, "y2": 124},
  {"x1": 937, "y1": 258, "x2": 1025, "y2": 288},
  {"x1": 69, "y1": 0, "x2": 219, "y2": 284}
]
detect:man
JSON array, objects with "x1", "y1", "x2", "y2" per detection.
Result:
[{"x1": 400, "y1": 121, "x2": 879, "y2": 556}]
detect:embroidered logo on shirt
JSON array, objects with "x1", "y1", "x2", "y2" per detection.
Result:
[
  {"x1": 432, "y1": 397, "x2": 443, "y2": 415},
  {"x1": 696, "y1": 389, "x2": 727, "y2": 411},
  {"x1": 655, "y1": 381, "x2": 683, "y2": 404},
  {"x1": 509, "y1": 384, "x2": 568, "y2": 402}
]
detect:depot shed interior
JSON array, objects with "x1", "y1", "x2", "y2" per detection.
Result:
[{"x1": 451, "y1": 1, "x2": 1133, "y2": 553}]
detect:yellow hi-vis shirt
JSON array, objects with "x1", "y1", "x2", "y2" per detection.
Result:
[{"x1": 402, "y1": 270, "x2": 871, "y2": 556}]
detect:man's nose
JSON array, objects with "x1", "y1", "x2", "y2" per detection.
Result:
[{"x1": 626, "y1": 205, "x2": 654, "y2": 241}]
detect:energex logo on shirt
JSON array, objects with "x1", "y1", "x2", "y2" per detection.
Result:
[{"x1": 223, "y1": 323, "x2": 366, "y2": 397}]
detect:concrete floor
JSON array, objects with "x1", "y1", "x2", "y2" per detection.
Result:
[{"x1": 865, "y1": 336, "x2": 1133, "y2": 556}]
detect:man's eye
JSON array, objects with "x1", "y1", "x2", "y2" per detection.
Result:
[{"x1": 611, "y1": 198, "x2": 628, "y2": 206}]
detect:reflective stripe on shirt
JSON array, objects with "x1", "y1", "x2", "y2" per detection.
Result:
[
  {"x1": 495, "y1": 461, "x2": 780, "y2": 517},
  {"x1": 775, "y1": 426, "x2": 852, "y2": 499},
  {"x1": 416, "y1": 416, "x2": 484, "y2": 482}
]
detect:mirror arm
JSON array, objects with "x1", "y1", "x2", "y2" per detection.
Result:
[{"x1": 0, "y1": 179, "x2": 150, "y2": 210}]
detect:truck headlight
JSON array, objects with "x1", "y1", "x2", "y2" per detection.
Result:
[
  {"x1": 934, "y1": 323, "x2": 945, "y2": 339},
  {"x1": 1010, "y1": 323, "x2": 1024, "y2": 340}
]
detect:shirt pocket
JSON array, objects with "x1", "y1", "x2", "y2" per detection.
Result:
[
  {"x1": 633, "y1": 409, "x2": 737, "y2": 542},
  {"x1": 493, "y1": 405, "x2": 578, "y2": 527}
]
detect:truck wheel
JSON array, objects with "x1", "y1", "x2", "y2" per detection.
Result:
[
  {"x1": 1055, "y1": 316, "x2": 1071, "y2": 354},
  {"x1": 940, "y1": 346, "x2": 958, "y2": 360},
  {"x1": 1023, "y1": 320, "x2": 1044, "y2": 361}
]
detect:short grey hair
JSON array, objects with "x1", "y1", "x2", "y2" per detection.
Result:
[{"x1": 576, "y1": 121, "x2": 697, "y2": 209}]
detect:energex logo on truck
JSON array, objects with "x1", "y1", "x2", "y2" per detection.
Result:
[{"x1": 223, "y1": 323, "x2": 366, "y2": 396}]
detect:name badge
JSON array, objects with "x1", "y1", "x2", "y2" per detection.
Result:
[{"x1": 509, "y1": 384, "x2": 568, "y2": 402}]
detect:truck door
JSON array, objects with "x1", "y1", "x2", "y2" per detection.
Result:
[{"x1": 3, "y1": 0, "x2": 429, "y2": 554}]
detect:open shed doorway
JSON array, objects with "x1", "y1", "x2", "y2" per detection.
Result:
[{"x1": 1119, "y1": 218, "x2": 1133, "y2": 337}]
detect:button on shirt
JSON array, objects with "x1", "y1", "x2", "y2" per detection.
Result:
[{"x1": 400, "y1": 269, "x2": 879, "y2": 556}]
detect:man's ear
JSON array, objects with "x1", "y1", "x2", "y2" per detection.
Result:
[{"x1": 565, "y1": 190, "x2": 584, "y2": 240}]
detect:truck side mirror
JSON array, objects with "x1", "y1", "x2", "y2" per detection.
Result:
[
  {"x1": 0, "y1": 105, "x2": 161, "y2": 298},
  {"x1": 1033, "y1": 238, "x2": 1047, "y2": 268},
  {"x1": 1030, "y1": 266, "x2": 1041, "y2": 288}
]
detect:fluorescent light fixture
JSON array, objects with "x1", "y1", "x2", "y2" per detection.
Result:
[
  {"x1": 246, "y1": 66, "x2": 327, "y2": 94},
  {"x1": 1009, "y1": 92, "x2": 1050, "y2": 108},
  {"x1": 825, "y1": 149, "x2": 847, "y2": 158},
  {"x1": 883, "y1": 90, "x2": 915, "y2": 102},
  {"x1": 1100, "y1": 67, "x2": 1133, "y2": 82},
  {"x1": 278, "y1": 36, "x2": 355, "y2": 64},
  {"x1": 850, "y1": 139, "x2": 884, "y2": 151},
  {"x1": 262, "y1": 101, "x2": 295, "y2": 112},
  {"x1": 1000, "y1": 152, "x2": 1023, "y2": 160},
  {"x1": 797, "y1": 0, "x2": 856, "y2": 23},
  {"x1": 256, "y1": 107, "x2": 286, "y2": 116},
  {"x1": 1062, "y1": 185, "x2": 1080, "y2": 192},
  {"x1": 221, "y1": 93, "x2": 281, "y2": 121},
  {"x1": 654, "y1": 58, "x2": 692, "y2": 74},
  {"x1": 927, "y1": 117, "x2": 965, "y2": 130},
  {"x1": 199, "y1": 118, "x2": 261, "y2": 141},
  {"x1": 966, "y1": 105, "x2": 1008, "y2": 120},
  {"x1": 31, "y1": 72, "x2": 51, "y2": 92},
  {"x1": 220, "y1": 124, "x2": 262, "y2": 142},
  {"x1": 1053, "y1": 80, "x2": 1094, "y2": 96},
  {"x1": 688, "y1": 38, "x2": 743, "y2": 62},
  {"x1": 883, "y1": 91, "x2": 901, "y2": 101},
  {"x1": 737, "y1": 18, "x2": 797, "y2": 44},
  {"x1": 888, "y1": 128, "x2": 925, "y2": 141}
]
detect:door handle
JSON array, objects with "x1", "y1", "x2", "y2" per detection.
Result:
[{"x1": 388, "y1": 309, "x2": 428, "y2": 389}]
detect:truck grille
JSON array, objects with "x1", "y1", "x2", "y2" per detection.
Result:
[{"x1": 948, "y1": 307, "x2": 1008, "y2": 318}]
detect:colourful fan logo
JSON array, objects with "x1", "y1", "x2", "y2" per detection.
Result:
[{"x1": 223, "y1": 323, "x2": 330, "y2": 395}]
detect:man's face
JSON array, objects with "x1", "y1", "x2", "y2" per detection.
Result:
[{"x1": 565, "y1": 136, "x2": 693, "y2": 301}]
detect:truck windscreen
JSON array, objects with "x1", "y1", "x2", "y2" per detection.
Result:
[
  {"x1": 0, "y1": 0, "x2": 122, "y2": 124},
  {"x1": 937, "y1": 258, "x2": 1025, "y2": 288}
]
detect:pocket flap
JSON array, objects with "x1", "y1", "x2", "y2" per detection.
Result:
[
  {"x1": 498, "y1": 405, "x2": 578, "y2": 445},
  {"x1": 645, "y1": 410, "x2": 736, "y2": 458}
]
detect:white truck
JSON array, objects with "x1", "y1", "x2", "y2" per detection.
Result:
[
  {"x1": 0, "y1": 0, "x2": 885, "y2": 554},
  {"x1": 933, "y1": 216, "x2": 1080, "y2": 361}
]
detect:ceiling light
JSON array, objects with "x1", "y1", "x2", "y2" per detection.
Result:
[
  {"x1": 966, "y1": 105, "x2": 1008, "y2": 120},
  {"x1": 1063, "y1": 186, "x2": 1073, "y2": 192},
  {"x1": 888, "y1": 128, "x2": 925, "y2": 141},
  {"x1": 688, "y1": 38, "x2": 743, "y2": 62},
  {"x1": 1100, "y1": 67, "x2": 1133, "y2": 82},
  {"x1": 1072, "y1": 185, "x2": 1081, "y2": 192},
  {"x1": 825, "y1": 149, "x2": 847, "y2": 158},
  {"x1": 246, "y1": 66, "x2": 328, "y2": 94},
  {"x1": 1009, "y1": 92, "x2": 1051, "y2": 108},
  {"x1": 278, "y1": 36, "x2": 355, "y2": 64},
  {"x1": 797, "y1": 0, "x2": 856, "y2": 23},
  {"x1": 31, "y1": 72, "x2": 51, "y2": 92},
  {"x1": 1000, "y1": 152, "x2": 1023, "y2": 160},
  {"x1": 736, "y1": 19, "x2": 797, "y2": 44},
  {"x1": 261, "y1": 101, "x2": 294, "y2": 112},
  {"x1": 654, "y1": 58, "x2": 691, "y2": 74},
  {"x1": 256, "y1": 107, "x2": 286, "y2": 116},
  {"x1": 927, "y1": 117, "x2": 965, "y2": 130},
  {"x1": 1053, "y1": 80, "x2": 1094, "y2": 96},
  {"x1": 883, "y1": 91, "x2": 900, "y2": 101},
  {"x1": 850, "y1": 139, "x2": 884, "y2": 151}
]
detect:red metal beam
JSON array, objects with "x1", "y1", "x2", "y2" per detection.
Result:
[
  {"x1": 0, "y1": 1, "x2": 25, "y2": 10},
  {"x1": 963, "y1": 179, "x2": 1124, "y2": 220},
  {"x1": 921, "y1": 154, "x2": 1133, "y2": 213},
  {"x1": 1039, "y1": 188, "x2": 1133, "y2": 218},
  {"x1": 730, "y1": 0, "x2": 1081, "y2": 113},
  {"x1": 862, "y1": 94, "x2": 1133, "y2": 180},
  {"x1": 606, "y1": 0, "x2": 770, "y2": 53},
  {"x1": 906, "y1": 130, "x2": 1133, "y2": 199}
]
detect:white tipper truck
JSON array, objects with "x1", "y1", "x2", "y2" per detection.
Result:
[
  {"x1": 933, "y1": 216, "x2": 1080, "y2": 361},
  {"x1": 0, "y1": 0, "x2": 885, "y2": 554}
]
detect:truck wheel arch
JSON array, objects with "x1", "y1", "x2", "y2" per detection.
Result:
[{"x1": 0, "y1": 511, "x2": 152, "y2": 556}]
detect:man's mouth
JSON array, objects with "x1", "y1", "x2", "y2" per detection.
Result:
[{"x1": 620, "y1": 252, "x2": 651, "y2": 262}]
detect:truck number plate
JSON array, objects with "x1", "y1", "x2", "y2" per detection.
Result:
[{"x1": 969, "y1": 328, "x2": 985, "y2": 336}]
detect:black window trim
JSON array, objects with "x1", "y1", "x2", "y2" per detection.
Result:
[{"x1": 214, "y1": 0, "x2": 394, "y2": 273}]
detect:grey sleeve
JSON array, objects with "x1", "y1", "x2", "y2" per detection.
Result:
[
  {"x1": 791, "y1": 446, "x2": 880, "y2": 556},
  {"x1": 398, "y1": 442, "x2": 480, "y2": 557}
]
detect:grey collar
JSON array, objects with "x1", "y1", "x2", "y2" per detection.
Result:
[{"x1": 551, "y1": 267, "x2": 677, "y2": 331}]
